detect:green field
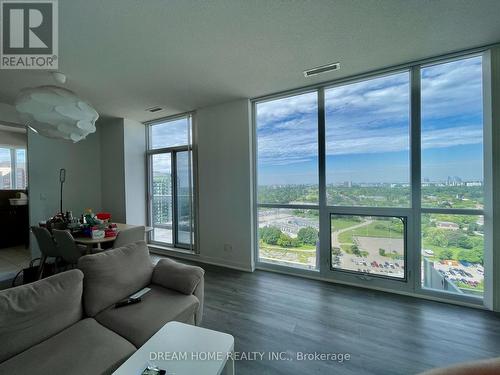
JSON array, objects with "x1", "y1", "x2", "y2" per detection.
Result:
[
  {"x1": 258, "y1": 184, "x2": 483, "y2": 209},
  {"x1": 331, "y1": 217, "x2": 362, "y2": 231},
  {"x1": 337, "y1": 219, "x2": 404, "y2": 244},
  {"x1": 259, "y1": 241, "x2": 316, "y2": 264},
  {"x1": 258, "y1": 184, "x2": 485, "y2": 293}
]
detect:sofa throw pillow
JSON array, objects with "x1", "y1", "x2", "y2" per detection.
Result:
[
  {"x1": 78, "y1": 241, "x2": 153, "y2": 316},
  {"x1": 0, "y1": 269, "x2": 83, "y2": 362}
]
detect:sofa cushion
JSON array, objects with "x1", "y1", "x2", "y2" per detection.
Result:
[
  {"x1": 0, "y1": 318, "x2": 135, "y2": 375},
  {"x1": 78, "y1": 241, "x2": 154, "y2": 316},
  {"x1": 0, "y1": 269, "x2": 83, "y2": 363},
  {"x1": 95, "y1": 284, "x2": 199, "y2": 347}
]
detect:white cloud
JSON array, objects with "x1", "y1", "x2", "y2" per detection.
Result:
[
  {"x1": 257, "y1": 56, "x2": 483, "y2": 166},
  {"x1": 151, "y1": 118, "x2": 191, "y2": 149}
]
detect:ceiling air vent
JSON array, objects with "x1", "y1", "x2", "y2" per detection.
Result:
[
  {"x1": 303, "y1": 62, "x2": 340, "y2": 77},
  {"x1": 147, "y1": 106, "x2": 163, "y2": 113}
]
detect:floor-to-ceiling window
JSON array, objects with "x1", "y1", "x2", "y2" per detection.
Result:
[
  {"x1": 256, "y1": 92, "x2": 320, "y2": 270},
  {"x1": 325, "y1": 71, "x2": 411, "y2": 281},
  {"x1": 420, "y1": 56, "x2": 484, "y2": 297},
  {"x1": 146, "y1": 114, "x2": 196, "y2": 250},
  {"x1": 254, "y1": 52, "x2": 489, "y2": 303}
]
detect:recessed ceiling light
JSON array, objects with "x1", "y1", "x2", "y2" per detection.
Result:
[
  {"x1": 303, "y1": 62, "x2": 340, "y2": 77},
  {"x1": 146, "y1": 106, "x2": 162, "y2": 113}
]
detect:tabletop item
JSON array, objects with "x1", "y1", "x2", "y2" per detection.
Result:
[
  {"x1": 96, "y1": 212, "x2": 112, "y2": 222},
  {"x1": 9, "y1": 192, "x2": 28, "y2": 206},
  {"x1": 74, "y1": 223, "x2": 153, "y2": 252},
  {"x1": 141, "y1": 366, "x2": 166, "y2": 375},
  {"x1": 91, "y1": 227, "x2": 105, "y2": 240},
  {"x1": 59, "y1": 168, "x2": 66, "y2": 214}
]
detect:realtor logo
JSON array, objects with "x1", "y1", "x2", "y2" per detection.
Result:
[{"x1": 1, "y1": 0, "x2": 58, "y2": 69}]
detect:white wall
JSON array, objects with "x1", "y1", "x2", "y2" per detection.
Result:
[
  {"x1": 28, "y1": 128, "x2": 102, "y2": 257},
  {"x1": 0, "y1": 103, "x2": 21, "y2": 127},
  {"x1": 99, "y1": 117, "x2": 147, "y2": 225},
  {"x1": 0, "y1": 129, "x2": 26, "y2": 147},
  {"x1": 194, "y1": 99, "x2": 254, "y2": 271},
  {"x1": 123, "y1": 118, "x2": 147, "y2": 225},
  {"x1": 99, "y1": 118, "x2": 126, "y2": 222}
]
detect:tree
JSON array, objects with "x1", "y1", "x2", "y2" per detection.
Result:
[
  {"x1": 332, "y1": 247, "x2": 342, "y2": 256},
  {"x1": 392, "y1": 219, "x2": 404, "y2": 234},
  {"x1": 426, "y1": 228, "x2": 449, "y2": 248},
  {"x1": 351, "y1": 244, "x2": 361, "y2": 256},
  {"x1": 379, "y1": 248, "x2": 386, "y2": 256},
  {"x1": 457, "y1": 235, "x2": 474, "y2": 249},
  {"x1": 297, "y1": 227, "x2": 318, "y2": 246},
  {"x1": 458, "y1": 248, "x2": 482, "y2": 264},
  {"x1": 439, "y1": 249, "x2": 454, "y2": 261},
  {"x1": 277, "y1": 233, "x2": 300, "y2": 248},
  {"x1": 260, "y1": 226, "x2": 282, "y2": 245},
  {"x1": 467, "y1": 223, "x2": 476, "y2": 235}
]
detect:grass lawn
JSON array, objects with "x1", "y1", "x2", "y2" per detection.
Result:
[
  {"x1": 260, "y1": 242, "x2": 316, "y2": 264},
  {"x1": 338, "y1": 220, "x2": 404, "y2": 244},
  {"x1": 331, "y1": 218, "x2": 362, "y2": 231},
  {"x1": 422, "y1": 240, "x2": 483, "y2": 262}
]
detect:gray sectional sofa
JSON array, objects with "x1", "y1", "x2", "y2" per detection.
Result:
[{"x1": 0, "y1": 241, "x2": 205, "y2": 375}]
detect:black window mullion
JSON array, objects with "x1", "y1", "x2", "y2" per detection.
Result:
[{"x1": 172, "y1": 150, "x2": 178, "y2": 247}]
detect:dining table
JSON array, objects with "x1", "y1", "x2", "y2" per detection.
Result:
[{"x1": 74, "y1": 223, "x2": 153, "y2": 253}]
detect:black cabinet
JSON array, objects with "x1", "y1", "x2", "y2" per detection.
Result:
[{"x1": 0, "y1": 205, "x2": 29, "y2": 249}]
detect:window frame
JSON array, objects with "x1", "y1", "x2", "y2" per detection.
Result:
[
  {"x1": 255, "y1": 88, "x2": 321, "y2": 270},
  {"x1": 329, "y1": 213, "x2": 408, "y2": 282},
  {"x1": 252, "y1": 49, "x2": 492, "y2": 307},
  {"x1": 145, "y1": 113, "x2": 197, "y2": 252}
]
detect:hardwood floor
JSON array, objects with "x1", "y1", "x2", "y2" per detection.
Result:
[
  {"x1": 164, "y1": 259, "x2": 500, "y2": 375},
  {"x1": 0, "y1": 246, "x2": 30, "y2": 284}
]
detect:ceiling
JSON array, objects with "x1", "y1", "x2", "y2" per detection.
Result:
[{"x1": 0, "y1": 0, "x2": 499, "y2": 122}]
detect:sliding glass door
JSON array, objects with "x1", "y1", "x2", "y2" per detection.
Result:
[
  {"x1": 254, "y1": 53, "x2": 488, "y2": 303},
  {"x1": 147, "y1": 115, "x2": 196, "y2": 251},
  {"x1": 150, "y1": 153, "x2": 173, "y2": 243}
]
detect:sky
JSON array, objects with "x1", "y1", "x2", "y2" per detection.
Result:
[
  {"x1": 151, "y1": 117, "x2": 190, "y2": 148},
  {"x1": 151, "y1": 117, "x2": 190, "y2": 174},
  {"x1": 257, "y1": 56, "x2": 483, "y2": 185}
]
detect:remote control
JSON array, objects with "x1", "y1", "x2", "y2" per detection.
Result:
[{"x1": 115, "y1": 297, "x2": 141, "y2": 308}]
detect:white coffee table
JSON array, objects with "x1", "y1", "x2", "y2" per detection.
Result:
[{"x1": 112, "y1": 321, "x2": 235, "y2": 375}]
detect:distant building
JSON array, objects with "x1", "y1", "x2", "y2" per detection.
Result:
[
  {"x1": 465, "y1": 181, "x2": 482, "y2": 187},
  {"x1": 0, "y1": 167, "x2": 11, "y2": 189},
  {"x1": 436, "y1": 221, "x2": 460, "y2": 230},
  {"x1": 152, "y1": 174, "x2": 173, "y2": 226}
]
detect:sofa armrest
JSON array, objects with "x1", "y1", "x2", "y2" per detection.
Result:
[
  {"x1": 192, "y1": 275, "x2": 204, "y2": 326},
  {"x1": 152, "y1": 259, "x2": 205, "y2": 325},
  {"x1": 152, "y1": 258, "x2": 204, "y2": 295}
]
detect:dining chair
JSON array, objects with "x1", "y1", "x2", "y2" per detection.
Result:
[
  {"x1": 52, "y1": 229, "x2": 87, "y2": 265},
  {"x1": 31, "y1": 226, "x2": 60, "y2": 280},
  {"x1": 112, "y1": 226, "x2": 146, "y2": 248}
]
